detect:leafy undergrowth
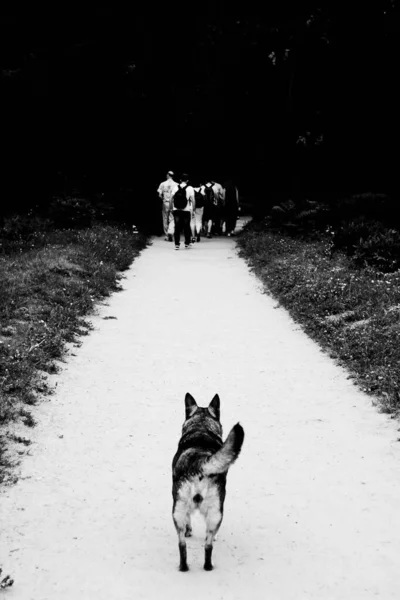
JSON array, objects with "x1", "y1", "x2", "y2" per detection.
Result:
[
  {"x1": 0, "y1": 224, "x2": 149, "y2": 484},
  {"x1": 237, "y1": 224, "x2": 400, "y2": 417}
]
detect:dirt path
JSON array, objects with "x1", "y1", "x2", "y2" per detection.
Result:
[{"x1": 1, "y1": 223, "x2": 400, "y2": 599}]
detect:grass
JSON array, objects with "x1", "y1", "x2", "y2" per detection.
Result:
[
  {"x1": 237, "y1": 222, "x2": 400, "y2": 417},
  {"x1": 0, "y1": 223, "x2": 149, "y2": 484}
]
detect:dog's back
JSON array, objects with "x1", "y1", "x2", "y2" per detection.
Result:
[{"x1": 172, "y1": 393, "x2": 244, "y2": 571}]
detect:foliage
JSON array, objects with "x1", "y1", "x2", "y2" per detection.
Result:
[
  {"x1": 330, "y1": 193, "x2": 398, "y2": 227},
  {"x1": 0, "y1": 213, "x2": 53, "y2": 254},
  {"x1": 262, "y1": 192, "x2": 400, "y2": 273},
  {"x1": 47, "y1": 196, "x2": 95, "y2": 229},
  {"x1": 3, "y1": 4, "x2": 400, "y2": 207},
  {"x1": 352, "y1": 226, "x2": 400, "y2": 272}
]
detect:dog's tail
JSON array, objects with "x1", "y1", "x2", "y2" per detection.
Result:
[{"x1": 202, "y1": 423, "x2": 244, "y2": 476}]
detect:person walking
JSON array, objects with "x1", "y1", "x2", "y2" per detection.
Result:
[
  {"x1": 203, "y1": 180, "x2": 216, "y2": 238},
  {"x1": 211, "y1": 179, "x2": 225, "y2": 235},
  {"x1": 192, "y1": 181, "x2": 205, "y2": 242},
  {"x1": 170, "y1": 174, "x2": 195, "y2": 250},
  {"x1": 157, "y1": 170, "x2": 177, "y2": 241},
  {"x1": 190, "y1": 190, "x2": 197, "y2": 244},
  {"x1": 223, "y1": 179, "x2": 240, "y2": 236}
]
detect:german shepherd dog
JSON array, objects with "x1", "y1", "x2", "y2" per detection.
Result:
[{"x1": 172, "y1": 393, "x2": 244, "y2": 571}]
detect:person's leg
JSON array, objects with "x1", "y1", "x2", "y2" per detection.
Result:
[
  {"x1": 195, "y1": 208, "x2": 203, "y2": 241},
  {"x1": 213, "y1": 207, "x2": 220, "y2": 235},
  {"x1": 229, "y1": 209, "x2": 238, "y2": 235},
  {"x1": 218, "y1": 208, "x2": 223, "y2": 235},
  {"x1": 225, "y1": 212, "x2": 232, "y2": 235},
  {"x1": 190, "y1": 212, "x2": 196, "y2": 241},
  {"x1": 231, "y1": 212, "x2": 238, "y2": 235},
  {"x1": 202, "y1": 214, "x2": 208, "y2": 235},
  {"x1": 191, "y1": 212, "x2": 196, "y2": 242},
  {"x1": 183, "y1": 212, "x2": 192, "y2": 247},
  {"x1": 202, "y1": 209, "x2": 208, "y2": 235},
  {"x1": 162, "y1": 204, "x2": 169, "y2": 238},
  {"x1": 173, "y1": 211, "x2": 181, "y2": 247},
  {"x1": 207, "y1": 206, "x2": 215, "y2": 237},
  {"x1": 167, "y1": 210, "x2": 174, "y2": 240}
]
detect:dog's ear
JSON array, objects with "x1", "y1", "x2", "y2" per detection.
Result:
[
  {"x1": 208, "y1": 394, "x2": 220, "y2": 419},
  {"x1": 185, "y1": 393, "x2": 198, "y2": 419}
]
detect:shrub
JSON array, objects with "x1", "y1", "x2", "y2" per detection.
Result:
[
  {"x1": 261, "y1": 192, "x2": 400, "y2": 273},
  {"x1": 332, "y1": 217, "x2": 382, "y2": 256},
  {"x1": 47, "y1": 196, "x2": 95, "y2": 229},
  {"x1": 353, "y1": 228, "x2": 400, "y2": 272},
  {"x1": 0, "y1": 214, "x2": 53, "y2": 254},
  {"x1": 330, "y1": 218, "x2": 400, "y2": 272},
  {"x1": 329, "y1": 193, "x2": 398, "y2": 228}
]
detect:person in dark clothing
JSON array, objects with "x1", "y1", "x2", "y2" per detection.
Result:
[
  {"x1": 170, "y1": 174, "x2": 194, "y2": 249},
  {"x1": 222, "y1": 180, "x2": 240, "y2": 236},
  {"x1": 203, "y1": 180, "x2": 217, "y2": 238},
  {"x1": 211, "y1": 179, "x2": 225, "y2": 235}
]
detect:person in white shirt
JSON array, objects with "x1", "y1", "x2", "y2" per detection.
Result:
[
  {"x1": 169, "y1": 174, "x2": 195, "y2": 249},
  {"x1": 192, "y1": 180, "x2": 206, "y2": 242},
  {"x1": 211, "y1": 179, "x2": 225, "y2": 235},
  {"x1": 157, "y1": 170, "x2": 177, "y2": 241}
]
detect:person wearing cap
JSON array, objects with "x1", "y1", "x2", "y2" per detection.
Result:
[{"x1": 157, "y1": 170, "x2": 177, "y2": 241}]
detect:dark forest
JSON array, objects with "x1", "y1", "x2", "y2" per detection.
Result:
[{"x1": 1, "y1": 2, "x2": 400, "y2": 227}]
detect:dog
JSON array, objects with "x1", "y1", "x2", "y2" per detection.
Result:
[{"x1": 172, "y1": 392, "x2": 244, "y2": 571}]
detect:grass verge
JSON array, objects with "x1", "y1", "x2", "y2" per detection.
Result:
[
  {"x1": 0, "y1": 224, "x2": 149, "y2": 484},
  {"x1": 237, "y1": 223, "x2": 400, "y2": 419}
]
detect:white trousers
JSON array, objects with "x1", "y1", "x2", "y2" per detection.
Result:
[{"x1": 193, "y1": 207, "x2": 204, "y2": 235}]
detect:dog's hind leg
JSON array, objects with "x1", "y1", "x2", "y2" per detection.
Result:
[
  {"x1": 177, "y1": 528, "x2": 189, "y2": 572},
  {"x1": 173, "y1": 500, "x2": 190, "y2": 571},
  {"x1": 185, "y1": 516, "x2": 192, "y2": 537},
  {"x1": 204, "y1": 507, "x2": 223, "y2": 571}
]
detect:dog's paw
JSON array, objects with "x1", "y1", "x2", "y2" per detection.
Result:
[
  {"x1": 204, "y1": 562, "x2": 214, "y2": 571},
  {"x1": 179, "y1": 563, "x2": 189, "y2": 572},
  {"x1": 0, "y1": 570, "x2": 14, "y2": 589}
]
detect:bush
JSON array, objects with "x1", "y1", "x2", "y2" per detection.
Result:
[
  {"x1": 261, "y1": 192, "x2": 400, "y2": 273},
  {"x1": 353, "y1": 227, "x2": 400, "y2": 272},
  {"x1": 47, "y1": 196, "x2": 95, "y2": 229},
  {"x1": 0, "y1": 214, "x2": 53, "y2": 254},
  {"x1": 331, "y1": 218, "x2": 400, "y2": 272},
  {"x1": 332, "y1": 217, "x2": 382, "y2": 256},
  {"x1": 331, "y1": 193, "x2": 397, "y2": 227}
]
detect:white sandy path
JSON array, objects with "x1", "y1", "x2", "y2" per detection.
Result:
[{"x1": 1, "y1": 226, "x2": 400, "y2": 600}]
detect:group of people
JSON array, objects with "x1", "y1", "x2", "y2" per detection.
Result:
[{"x1": 157, "y1": 171, "x2": 240, "y2": 250}]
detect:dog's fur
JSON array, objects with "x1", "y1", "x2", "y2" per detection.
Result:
[{"x1": 172, "y1": 393, "x2": 244, "y2": 571}]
